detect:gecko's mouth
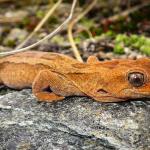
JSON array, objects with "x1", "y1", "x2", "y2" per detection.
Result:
[
  {"x1": 89, "y1": 88, "x2": 150, "y2": 102},
  {"x1": 120, "y1": 89, "x2": 150, "y2": 99},
  {"x1": 97, "y1": 88, "x2": 150, "y2": 101},
  {"x1": 131, "y1": 92, "x2": 150, "y2": 98}
]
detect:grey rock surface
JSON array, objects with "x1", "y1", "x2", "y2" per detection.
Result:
[{"x1": 0, "y1": 89, "x2": 149, "y2": 150}]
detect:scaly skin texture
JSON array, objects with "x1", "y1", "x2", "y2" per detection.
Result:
[{"x1": 0, "y1": 51, "x2": 150, "y2": 102}]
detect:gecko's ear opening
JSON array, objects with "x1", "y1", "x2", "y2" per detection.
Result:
[{"x1": 97, "y1": 89, "x2": 108, "y2": 95}]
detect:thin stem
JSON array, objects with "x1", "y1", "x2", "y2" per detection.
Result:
[
  {"x1": 0, "y1": 0, "x2": 77, "y2": 56},
  {"x1": 68, "y1": 0, "x2": 97, "y2": 62},
  {"x1": 16, "y1": 0, "x2": 62, "y2": 50}
]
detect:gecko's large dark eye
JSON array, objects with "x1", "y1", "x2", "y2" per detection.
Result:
[{"x1": 128, "y1": 72, "x2": 145, "y2": 87}]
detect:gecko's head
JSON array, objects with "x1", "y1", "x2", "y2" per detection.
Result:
[{"x1": 97, "y1": 58, "x2": 150, "y2": 101}]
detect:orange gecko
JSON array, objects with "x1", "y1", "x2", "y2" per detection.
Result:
[{"x1": 0, "y1": 51, "x2": 150, "y2": 102}]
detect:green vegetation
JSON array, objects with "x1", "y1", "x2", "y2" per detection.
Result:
[
  {"x1": 114, "y1": 34, "x2": 150, "y2": 56},
  {"x1": 114, "y1": 43, "x2": 124, "y2": 54}
]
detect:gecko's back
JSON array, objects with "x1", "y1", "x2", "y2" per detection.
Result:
[
  {"x1": 0, "y1": 51, "x2": 79, "y2": 69},
  {"x1": 0, "y1": 51, "x2": 80, "y2": 89}
]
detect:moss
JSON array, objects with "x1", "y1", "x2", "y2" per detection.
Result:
[
  {"x1": 21, "y1": 17, "x2": 30, "y2": 27},
  {"x1": 74, "y1": 37, "x2": 82, "y2": 44},
  {"x1": 80, "y1": 18, "x2": 95, "y2": 29},
  {"x1": 48, "y1": 16, "x2": 59, "y2": 26},
  {"x1": 5, "y1": 40, "x2": 16, "y2": 47},
  {"x1": 115, "y1": 34, "x2": 128, "y2": 43},
  {"x1": 140, "y1": 46, "x2": 150, "y2": 56},
  {"x1": 114, "y1": 34, "x2": 150, "y2": 56},
  {"x1": 36, "y1": 10, "x2": 45, "y2": 19},
  {"x1": 114, "y1": 43, "x2": 124, "y2": 54},
  {"x1": 105, "y1": 30, "x2": 116, "y2": 38}
]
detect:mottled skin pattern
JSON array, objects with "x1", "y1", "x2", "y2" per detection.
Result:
[{"x1": 0, "y1": 51, "x2": 150, "y2": 102}]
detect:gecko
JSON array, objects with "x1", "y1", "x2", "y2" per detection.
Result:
[{"x1": 0, "y1": 51, "x2": 150, "y2": 102}]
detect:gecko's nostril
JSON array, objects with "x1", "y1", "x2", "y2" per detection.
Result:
[{"x1": 97, "y1": 89, "x2": 108, "y2": 94}]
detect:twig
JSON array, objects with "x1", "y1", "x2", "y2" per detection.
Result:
[
  {"x1": 101, "y1": 1, "x2": 150, "y2": 24},
  {"x1": 0, "y1": 0, "x2": 77, "y2": 56},
  {"x1": 68, "y1": 0, "x2": 97, "y2": 62},
  {"x1": 16, "y1": 0, "x2": 62, "y2": 50}
]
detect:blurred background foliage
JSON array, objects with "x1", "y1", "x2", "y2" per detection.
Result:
[{"x1": 0, "y1": 0, "x2": 150, "y2": 60}]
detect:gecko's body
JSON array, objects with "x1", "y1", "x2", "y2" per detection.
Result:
[{"x1": 0, "y1": 51, "x2": 150, "y2": 102}]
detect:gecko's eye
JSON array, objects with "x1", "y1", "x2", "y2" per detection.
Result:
[{"x1": 128, "y1": 72, "x2": 145, "y2": 87}]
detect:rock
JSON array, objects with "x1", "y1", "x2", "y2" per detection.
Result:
[
  {"x1": 0, "y1": 89, "x2": 149, "y2": 150},
  {"x1": 4, "y1": 28, "x2": 28, "y2": 46},
  {"x1": 5, "y1": 10, "x2": 28, "y2": 19}
]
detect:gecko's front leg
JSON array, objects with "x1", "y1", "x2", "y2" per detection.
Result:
[
  {"x1": 32, "y1": 70, "x2": 82, "y2": 102},
  {"x1": 32, "y1": 70, "x2": 64, "y2": 102}
]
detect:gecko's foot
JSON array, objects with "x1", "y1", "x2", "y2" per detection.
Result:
[{"x1": 34, "y1": 92, "x2": 65, "y2": 102}]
